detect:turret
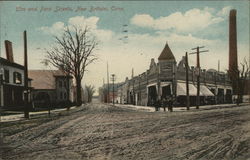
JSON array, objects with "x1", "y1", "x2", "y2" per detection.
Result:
[{"x1": 158, "y1": 42, "x2": 176, "y2": 79}]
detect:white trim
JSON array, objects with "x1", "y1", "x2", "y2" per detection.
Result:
[
  {"x1": 160, "y1": 82, "x2": 171, "y2": 87},
  {"x1": 147, "y1": 83, "x2": 158, "y2": 98},
  {"x1": 160, "y1": 82, "x2": 171, "y2": 95},
  {"x1": 147, "y1": 83, "x2": 157, "y2": 87}
]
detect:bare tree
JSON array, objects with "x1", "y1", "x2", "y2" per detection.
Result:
[
  {"x1": 238, "y1": 57, "x2": 250, "y2": 104},
  {"x1": 85, "y1": 85, "x2": 95, "y2": 103},
  {"x1": 228, "y1": 57, "x2": 250, "y2": 105},
  {"x1": 43, "y1": 25, "x2": 98, "y2": 106}
]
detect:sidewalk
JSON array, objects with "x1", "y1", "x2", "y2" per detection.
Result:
[
  {"x1": 115, "y1": 103, "x2": 250, "y2": 112},
  {"x1": 115, "y1": 104, "x2": 155, "y2": 112},
  {"x1": 0, "y1": 107, "x2": 76, "y2": 122}
]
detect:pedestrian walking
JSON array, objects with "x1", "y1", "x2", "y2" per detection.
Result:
[
  {"x1": 158, "y1": 99, "x2": 162, "y2": 111},
  {"x1": 167, "y1": 97, "x2": 173, "y2": 112},
  {"x1": 154, "y1": 99, "x2": 161, "y2": 111},
  {"x1": 162, "y1": 98, "x2": 167, "y2": 112}
]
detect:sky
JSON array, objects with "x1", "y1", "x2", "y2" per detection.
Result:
[{"x1": 0, "y1": 1, "x2": 249, "y2": 94}]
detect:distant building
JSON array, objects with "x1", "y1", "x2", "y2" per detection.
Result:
[
  {"x1": 117, "y1": 42, "x2": 233, "y2": 106},
  {"x1": 99, "y1": 82, "x2": 124, "y2": 103},
  {"x1": 28, "y1": 70, "x2": 74, "y2": 107},
  {"x1": 0, "y1": 57, "x2": 32, "y2": 108}
]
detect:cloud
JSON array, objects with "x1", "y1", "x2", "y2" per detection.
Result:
[
  {"x1": 68, "y1": 16, "x2": 99, "y2": 29},
  {"x1": 39, "y1": 21, "x2": 65, "y2": 35},
  {"x1": 38, "y1": 16, "x2": 113, "y2": 41},
  {"x1": 217, "y1": 6, "x2": 232, "y2": 16},
  {"x1": 34, "y1": 9, "x2": 248, "y2": 91},
  {"x1": 131, "y1": 7, "x2": 225, "y2": 33},
  {"x1": 130, "y1": 14, "x2": 154, "y2": 28},
  {"x1": 204, "y1": 7, "x2": 215, "y2": 13}
]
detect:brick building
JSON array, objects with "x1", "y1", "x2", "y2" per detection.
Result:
[
  {"x1": 117, "y1": 42, "x2": 233, "y2": 106},
  {"x1": 28, "y1": 70, "x2": 74, "y2": 107}
]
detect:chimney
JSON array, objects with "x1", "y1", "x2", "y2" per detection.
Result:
[
  {"x1": 5, "y1": 40, "x2": 14, "y2": 62},
  {"x1": 228, "y1": 9, "x2": 239, "y2": 94},
  {"x1": 229, "y1": 9, "x2": 238, "y2": 78}
]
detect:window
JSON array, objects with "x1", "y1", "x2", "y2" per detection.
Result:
[
  {"x1": 59, "y1": 81, "x2": 62, "y2": 88},
  {"x1": 4, "y1": 69, "x2": 9, "y2": 83},
  {"x1": 13, "y1": 72, "x2": 22, "y2": 84},
  {"x1": 64, "y1": 92, "x2": 67, "y2": 99},
  {"x1": 60, "y1": 92, "x2": 63, "y2": 99},
  {"x1": 64, "y1": 81, "x2": 67, "y2": 88}
]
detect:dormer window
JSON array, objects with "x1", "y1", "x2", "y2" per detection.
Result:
[{"x1": 13, "y1": 72, "x2": 22, "y2": 84}]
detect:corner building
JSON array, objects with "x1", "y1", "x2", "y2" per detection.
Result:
[{"x1": 117, "y1": 42, "x2": 233, "y2": 106}]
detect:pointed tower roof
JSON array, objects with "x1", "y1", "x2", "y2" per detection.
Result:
[{"x1": 158, "y1": 42, "x2": 175, "y2": 61}]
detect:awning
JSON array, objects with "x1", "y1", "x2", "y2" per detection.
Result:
[
  {"x1": 200, "y1": 85, "x2": 214, "y2": 96},
  {"x1": 177, "y1": 83, "x2": 203, "y2": 96}
]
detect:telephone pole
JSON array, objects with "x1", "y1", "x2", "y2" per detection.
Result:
[
  {"x1": 217, "y1": 60, "x2": 220, "y2": 104},
  {"x1": 103, "y1": 78, "x2": 105, "y2": 102},
  {"x1": 24, "y1": 31, "x2": 29, "y2": 118},
  {"x1": 185, "y1": 52, "x2": 190, "y2": 110},
  {"x1": 132, "y1": 68, "x2": 135, "y2": 105},
  {"x1": 189, "y1": 46, "x2": 209, "y2": 109},
  {"x1": 111, "y1": 74, "x2": 116, "y2": 105},
  {"x1": 107, "y1": 62, "x2": 110, "y2": 103}
]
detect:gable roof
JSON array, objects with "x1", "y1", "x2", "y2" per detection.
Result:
[
  {"x1": 158, "y1": 42, "x2": 175, "y2": 61},
  {"x1": 28, "y1": 70, "x2": 70, "y2": 90},
  {"x1": 0, "y1": 57, "x2": 24, "y2": 70}
]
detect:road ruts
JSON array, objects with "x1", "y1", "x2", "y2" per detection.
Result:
[{"x1": 1, "y1": 103, "x2": 249, "y2": 160}]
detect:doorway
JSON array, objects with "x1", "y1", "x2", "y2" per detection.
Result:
[{"x1": 148, "y1": 85, "x2": 157, "y2": 106}]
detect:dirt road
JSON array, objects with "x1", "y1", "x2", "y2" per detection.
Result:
[{"x1": 1, "y1": 103, "x2": 250, "y2": 160}]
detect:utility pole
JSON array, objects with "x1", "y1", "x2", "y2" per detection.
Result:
[
  {"x1": 24, "y1": 31, "x2": 29, "y2": 119},
  {"x1": 185, "y1": 52, "x2": 190, "y2": 110},
  {"x1": 111, "y1": 74, "x2": 116, "y2": 105},
  {"x1": 107, "y1": 62, "x2": 109, "y2": 103},
  {"x1": 189, "y1": 46, "x2": 209, "y2": 109},
  {"x1": 217, "y1": 60, "x2": 220, "y2": 104},
  {"x1": 103, "y1": 78, "x2": 105, "y2": 102},
  {"x1": 157, "y1": 63, "x2": 161, "y2": 102},
  {"x1": 0, "y1": 68, "x2": 4, "y2": 122},
  {"x1": 139, "y1": 75, "x2": 141, "y2": 106},
  {"x1": 172, "y1": 61, "x2": 177, "y2": 109},
  {"x1": 132, "y1": 68, "x2": 135, "y2": 105},
  {"x1": 218, "y1": 60, "x2": 220, "y2": 73}
]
